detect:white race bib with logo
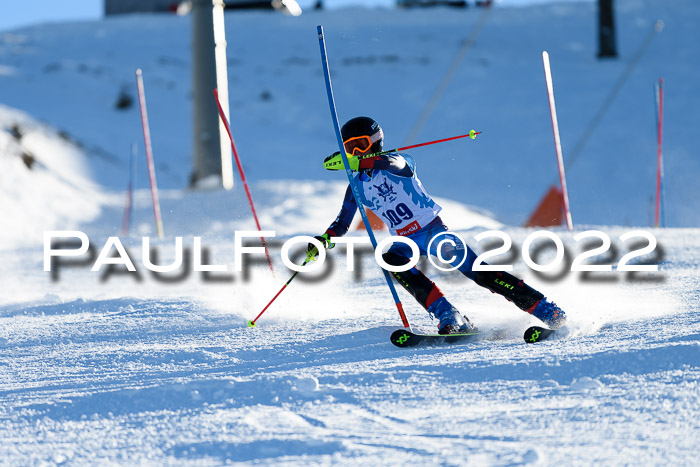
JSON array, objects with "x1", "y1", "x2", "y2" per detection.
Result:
[{"x1": 355, "y1": 155, "x2": 441, "y2": 236}]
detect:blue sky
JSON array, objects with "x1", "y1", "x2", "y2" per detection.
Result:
[{"x1": 0, "y1": 1, "x2": 102, "y2": 32}]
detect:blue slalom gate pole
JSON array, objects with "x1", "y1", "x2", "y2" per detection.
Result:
[{"x1": 316, "y1": 25, "x2": 411, "y2": 329}]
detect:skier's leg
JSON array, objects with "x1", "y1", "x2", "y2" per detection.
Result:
[
  {"x1": 419, "y1": 220, "x2": 566, "y2": 329},
  {"x1": 382, "y1": 243, "x2": 442, "y2": 311},
  {"x1": 471, "y1": 270, "x2": 565, "y2": 328},
  {"x1": 382, "y1": 243, "x2": 473, "y2": 334},
  {"x1": 473, "y1": 270, "x2": 543, "y2": 310},
  {"x1": 418, "y1": 225, "x2": 542, "y2": 313},
  {"x1": 454, "y1": 248, "x2": 566, "y2": 328}
]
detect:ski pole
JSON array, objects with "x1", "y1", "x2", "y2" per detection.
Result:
[
  {"x1": 379, "y1": 129, "x2": 481, "y2": 157},
  {"x1": 323, "y1": 130, "x2": 481, "y2": 170},
  {"x1": 247, "y1": 259, "x2": 309, "y2": 328}
]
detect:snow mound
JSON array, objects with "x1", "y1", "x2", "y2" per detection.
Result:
[{"x1": 0, "y1": 104, "x2": 107, "y2": 249}]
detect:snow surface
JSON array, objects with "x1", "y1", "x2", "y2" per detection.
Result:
[{"x1": 0, "y1": 1, "x2": 699, "y2": 465}]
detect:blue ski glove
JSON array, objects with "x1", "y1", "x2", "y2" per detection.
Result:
[{"x1": 306, "y1": 233, "x2": 335, "y2": 262}]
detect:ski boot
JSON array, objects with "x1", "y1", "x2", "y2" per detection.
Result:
[
  {"x1": 428, "y1": 297, "x2": 475, "y2": 335},
  {"x1": 529, "y1": 298, "x2": 567, "y2": 329}
]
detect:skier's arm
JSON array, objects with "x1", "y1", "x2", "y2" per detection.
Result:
[
  {"x1": 325, "y1": 184, "x2": 358, "y2": 237},
  {"x1": 324, "y1": 152, "x2": 413, "y2": 177},
  {"x1": 306, "y1": 184, "x2": 356, "y2": 262},
  {"x1": 358, "y1": 154, "x2": 413, "y2": 177}
]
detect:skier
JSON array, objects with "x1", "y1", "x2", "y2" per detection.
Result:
[{"x1": 307, "y1": 116, "x2": 566, "y2": 334}]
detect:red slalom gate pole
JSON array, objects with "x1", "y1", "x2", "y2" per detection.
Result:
[
  {"x1": 542, "y1": 51, "x2": 573, "y2": 231},
  {"x1": 213, "y1": 88, "x2": 275, "y2": 276},
  {"x1": 654, "y1": 78, "x2": 664, "y2": 228},
  {"x1": 135, "y1": 68, "x2": 165, "y2": 238}
]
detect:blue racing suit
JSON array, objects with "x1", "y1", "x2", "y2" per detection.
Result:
[{"x1": 324, "y1": 153, "x2": 544, "y2": 313}]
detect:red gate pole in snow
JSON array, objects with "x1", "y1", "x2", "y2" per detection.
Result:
[
  {"x1": 213, "y1": 88, "x2": 275, "y2": 276},
  {"x1": 654, "y1": 78, "x2": 665, "y2": 228},
  {"x1": 135, "y1": 68, "x2": 165, "y2": 239},
  {"x1": 542, "y1": 51, "x2": 573, "y2": 231}
]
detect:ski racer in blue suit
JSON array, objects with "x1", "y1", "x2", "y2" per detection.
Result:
[{"x1": 308, "y1": 116, "x2": 566, "y2": 334}]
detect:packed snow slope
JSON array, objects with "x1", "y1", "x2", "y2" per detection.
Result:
[
  {"x1": 0, "y1": 0, "x2": 698, "y2": 227},
  {"x1": 1, "y1": 108, "x2": 698, "y2": 466},
  {"x1": 1, "y1": 212, "x2": 699, "y2": 465},
  {"x1": 1, "y1": 1, "x2": 699, "y2": 466}
]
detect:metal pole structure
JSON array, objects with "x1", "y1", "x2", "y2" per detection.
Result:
[
  {"x1": 191, "y1": 0, "x2": 223, "y2": 188},
  {"x1": 212, "y1": 0, "x2": 234, "y2": 190},
  {"x1": 597, "y1": 0, "x2": 618, "y2": 59}
]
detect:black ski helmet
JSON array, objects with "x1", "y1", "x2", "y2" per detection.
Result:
[{"x1": 341, "y1": 116, "x2": 384, "y2": 155}]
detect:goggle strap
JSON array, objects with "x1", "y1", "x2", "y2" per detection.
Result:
[{"x1": 369, "y1": 128, "x2": 383, "y2": 144}]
